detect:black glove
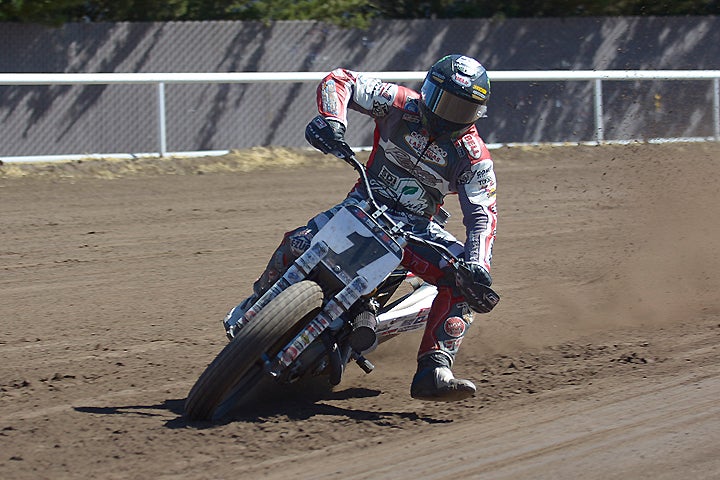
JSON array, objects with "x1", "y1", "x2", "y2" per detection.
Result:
[
  {"x1": 455, "y1": 261, "x2": 500, "y2": 314},
  {"x1": 305, "y1": 115, "x2": 355, "y2": 159}
]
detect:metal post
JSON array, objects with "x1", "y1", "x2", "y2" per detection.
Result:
[
  {"x1": 593, "y1": 78, "x2": 604, "y2": 143},
  {"x1": 713, "y1": 78, "x2": 720, "y2": 141},
  {"x1": 157, "y1": 82, "x2": 168, "y2": 157}
]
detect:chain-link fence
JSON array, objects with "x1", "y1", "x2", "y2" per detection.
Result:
[{"x1": 1, "y1": 17, "x2": 719, "y2": 157}]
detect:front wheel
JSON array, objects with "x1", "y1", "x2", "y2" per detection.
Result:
[{"x1": 184, "y1": 280, "x2": 323, "y2": 421}]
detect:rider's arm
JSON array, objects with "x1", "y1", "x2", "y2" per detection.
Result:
[
  {"x1": 455, "y1": 134, "x2": 497, "y2": 273},
  {"x1": 306, "y1": 69, "x2": 414, "y2": 159},
  {"x1": 316, "y1": 68, "x2": 415, "y2": 125}
]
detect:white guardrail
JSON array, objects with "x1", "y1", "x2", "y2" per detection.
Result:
[{"x1": 1, "y1": 70, "x2": 719, "y2": 162}]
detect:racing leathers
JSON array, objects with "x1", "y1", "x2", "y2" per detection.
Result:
[{"x1": 248, "y1": 68, "x2": 497, "y2": 397}]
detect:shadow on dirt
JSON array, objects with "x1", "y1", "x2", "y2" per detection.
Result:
[
  {"x1": 181, "y1": 384, "x2": 452, "y2": 429},
  {"x1": 73, "y1": 398, "x2": 186, "y2": 418},
  {"x1": 73, "y1": 385, "x2": 451, "y2": 429}
]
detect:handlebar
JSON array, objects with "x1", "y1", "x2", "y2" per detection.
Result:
[
  {"x1": 342, "y1": 151, "x2": 498, "y2": 312},
  {"x1": 344, "y1": 153, "x2": 462, "y2": 269},
  {"x1": 345, "y1": 154, "x2": 377, "y2": 210}
]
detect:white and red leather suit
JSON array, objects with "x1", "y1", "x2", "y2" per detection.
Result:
[{"x1": 254, "y1": 68, "x2": 497, "y2": 365}]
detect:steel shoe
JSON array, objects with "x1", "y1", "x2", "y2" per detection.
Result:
[{"x1": 410, "y1": 353, "x2": 476, "y2": 402}]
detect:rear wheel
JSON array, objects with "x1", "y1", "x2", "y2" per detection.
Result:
[{"x1": 184, "y1": 280, "x2": 323, "y2": 421}]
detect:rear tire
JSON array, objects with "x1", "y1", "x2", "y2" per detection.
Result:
[{"x1": 184, "y1": 280, "x2": 323, "y2": 421}]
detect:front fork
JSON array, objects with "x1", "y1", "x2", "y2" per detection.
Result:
[
  {"x1": 263, "y1": 274, "x2": 370, "y2": 379},
  {"x1": 229, "y1": 238, "x2": 376, "y2": 384}
]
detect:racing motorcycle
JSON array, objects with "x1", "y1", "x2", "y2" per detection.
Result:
[{"x1": 184, "y1": 152, "x2": 500, "y2": 421}]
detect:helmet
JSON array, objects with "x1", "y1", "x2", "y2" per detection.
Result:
[{"x1": 420, "y1": 55, "x2": 490, "y2": 137}]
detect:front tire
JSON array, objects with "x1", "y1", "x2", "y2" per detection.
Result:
[{"x1": 184, "y1": 280, "x2": 323, "y2": 421}]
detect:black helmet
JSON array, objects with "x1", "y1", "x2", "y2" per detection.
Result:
[{"x1": 420, "y1": 54, "x2": 490, "y2": 137}]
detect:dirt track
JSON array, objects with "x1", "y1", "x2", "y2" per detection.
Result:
[{"x1": 2, "y1": 143, "x2": 719, "y2": 479}]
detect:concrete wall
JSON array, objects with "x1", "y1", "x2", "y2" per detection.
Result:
[{"x1": 1, "y1": 17, "x2": 719, "y2": 156}]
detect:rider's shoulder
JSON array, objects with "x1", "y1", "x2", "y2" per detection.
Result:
[
  {"x1": 325, "y1": 68, "x2": 358, "y2": 81},
  {"x1": 393, "y1": 87, "x2": 422, "y2": 114},
  {"x1": 453, "y1": 127, "x2": 492, "y2": 165}
]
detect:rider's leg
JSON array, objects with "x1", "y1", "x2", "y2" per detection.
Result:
[
  {"x1": 252, "y1": 226, "x2": 314, "y2": 296},
  {"x1": 410, "y1": 285, "x2": 476, "y2": 401},
  {"x1": 400, "y1": 227, "x2": 477, "y2": 401},
  {"x1": 223, "y1": 194, "x2": 363, "y2": 337},
  {"x1": 222, "y1": 226, "x2": 312, "y2": 337},
  {"x1": 250, "y1": 193, "x2": 364, "y2": 297}
]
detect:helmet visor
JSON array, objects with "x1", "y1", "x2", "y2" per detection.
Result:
[{"x1": 421, "y1": 80, "x2": 487, "y2": 125}]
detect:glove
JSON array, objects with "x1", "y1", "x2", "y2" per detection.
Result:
[
  {"x1": 304, "y1": 115, "x2": 355, "y2": 160},
  {"x1": 455, "y1": 261, "x2": 500, "y2": 314},
  {"x1": 458, "y1": 262, "x2": 492, "y2": 287}
]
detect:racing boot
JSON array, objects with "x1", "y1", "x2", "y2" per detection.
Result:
[
  {"x1": 410, "y1": 351, "x2": 476, "y2": 402},
  {"x1": 410, "y1": 284, "x2": 476, "y2": 401}
]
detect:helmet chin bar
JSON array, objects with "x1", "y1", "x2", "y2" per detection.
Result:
[{"x1": 420, "y1": 103, "x2": 473, "y2": 139}]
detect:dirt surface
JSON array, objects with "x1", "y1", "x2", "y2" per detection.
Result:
[{"x1": 2, "y1": 142, "x2": 719, "y2": 479}]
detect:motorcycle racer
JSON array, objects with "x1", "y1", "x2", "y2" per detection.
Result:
[{"x1": 230, "y1": 54, "x2": 498, "y2": 402}]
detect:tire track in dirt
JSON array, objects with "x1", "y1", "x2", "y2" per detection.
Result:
[
  {"x1": 0, "y1": 381, "x2": 189, "y2": 422},
  {"x1": 0, "y1": 340, "x2": 177, "y2": 368},
  {"x1": 238, "y1": 369, "x2": 720, "y2": 480}
]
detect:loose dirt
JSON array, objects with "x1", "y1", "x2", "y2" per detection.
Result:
[{"x1": 1, "y1": 142, "x2": 719, "y2": 479}]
